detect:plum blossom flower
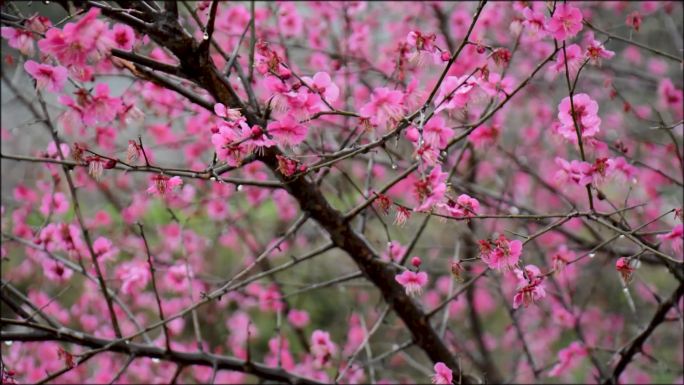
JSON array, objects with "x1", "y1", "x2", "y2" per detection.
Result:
[
  {"x1": 434, "y1": 75, "x2": 477, "y2": 112},
  {"x1": 267, "y1": 114, "x2": 308, "y2": 147},
  {"x1": 446, "y1": 194, "x2": 480, "y2": 218},
  {"x1": 431, "y1": 362, "x2": 453, "y2": 384},
  {"x1": 552, "y1": 43, "x2": 584, "y2": 76},
  {"x1": 93, "y1": 236, "x2": 118, "y2": 262},
  {"x1": 302, "y1": 72, "x2": 340, "y2": 103},
  {"x1": 658, "y1": 224, "x2": 683, "y2": 256},
  {"x1": 626, "y1": 11, "x2": 642, "y2": 32},
  {"x1": 382, "y1": 241, "x2": 407, "y2": 262},
  {"x1": 23, "y1": 60, "x2": 68, "y2": 92},
  {"x1": 44, "y1": 260, "x2": 73, "y2": 282},
  {"x1": 546, "y1": 3, "x2": 583, "y2": 41},
  {"x1": 479, "y1": 235, "x2": 523, "y2": 271},
  {"x1": 360, "y1": 87, "x2": 405, "y2": 129},
  {"x1": 288, "y1": 309, "x2": 310, "y2": 329},
  {"x1": 548, "y1": 341, "x2": 588, "y2": 377},
  {"x1": 147, "y1": 174, "x2": 183, "y2": 196},
  {"x1": 513, "y1": 264, "x2": 546, "y2": 309},
  {"x1": 395, "y1": 270, "x2": 428, "y2": 297},
  {"x1": 414, "y1": 166, "x2": 449, "y2": 212},
  {"x1": 557, "y1": 93, "x2": 601, "y2": 139},
  {"x1": 212, "y1": 120, "x2": 253, "y2": 166},
  {"x1": 406, "y1": 30, "x2": 438, "y2": 65},
  {"x1": 116, "y1": 261, "x2": 150, "y2": 296},
  {"x1": 554, "y1": 157, "x2": 593, "y2": 186},
  {"x1": 615, "y1": 257, "x2": 636, "y2": 282},
  {"x1": 40, "y1": 192, "x2": 69, "y2": 217},
  {"x1": 82, "y1": 83, "x2": 123, "y2": 126},
  {"x1": 585, "y1": 35, "x2": 615, "y2": 66},
  {"x1": 657, "y1": 79, "x2": 683, "y2": 119},
  {"x1": 310, "y1": 330, "x2": 336, "y2": 367},
  {"x1": 214, "y1": 103, "x2": 242, "y2": 121},
  {"x1": 109, "y1": 24, "x2": 135, "y2": 51},
  {"x1": 2, "y1": 27, "x2": 35, "y2": 55},
  {"x1": 522, "y1": 7, "x2": 547, "y2": 38},
  {"x1": 37, "y1": 8, "x2": 112, "y2": 66}
]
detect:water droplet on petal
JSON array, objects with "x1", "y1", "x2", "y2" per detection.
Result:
[
  {"x1": 152, "y1": 358, "x2": 160, "y2": 364},
  {"x1": 391, "y1": 163, "x2": 398, "y2": 170},
  {"x1": 203, "y1": 32, "x2": 209, "y2": 40},
  {"x1": 210, "y1": 176, "x2": 216, "y2": 181},
  {"x1": 237, "y1": 184, "x2": 243, "y2": 191},
  {"x1": 589, "y1": 253, "x2": 596, "y2": 258}
]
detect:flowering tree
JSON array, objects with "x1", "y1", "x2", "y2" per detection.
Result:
[{"x1": 1, "y1": 1, "x2": 682, "y2": 384}]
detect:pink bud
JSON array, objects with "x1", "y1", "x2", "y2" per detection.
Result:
[
  {"x1": 440, "y1": 51, "x2": 450, "y2": 62},
  {"x1": 251, "y1": 125, "x2": 263, "y2": 138},
  {"x1": 405, "y1": 126, "x2": 420, "y2": 143},
  {"x1": 411, "y1": 256, "x2": 422, "y2": 268}
]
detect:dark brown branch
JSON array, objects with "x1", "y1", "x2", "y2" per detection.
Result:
[{"x1": 604, "y1": 282, "x2": 684, "y2": 384}]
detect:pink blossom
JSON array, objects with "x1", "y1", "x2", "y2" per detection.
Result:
[
  {"x1": 267, "y1": 114, "x2": 308, "y2": 146},
  {"x1": 82, "y1": 83, "x2": 123, "y2": 126},
  {"x1": 546, "y1": 3, "x2": 583, "y2": 41},
  {"x1": 421, "y1": 116, "x2": 454, "y2": 149},
  {"x1": 552, "y1": 43, "x2": 584, "y2": 76},
  {"x1": 1, "y1": 27, "x2": 35, "y2": 55},
  {"x1": 431, "y1": 362, "x2": 453, "y2": 384},
  {"x1": 278, "y1": 3, "x2": 303, "y2": 37},
  {"x1": 658, "y1": 79, "x2": 683, "y2": 118},
  {"x1": 43, "y1": 260, "x2": 73, "y2": 282},
  {"x1": 303, "y1": 72, "x2": 340, "y2": 103},
  {"x1": 434, "y1": 75, "x2": 476, "y2": 112},
  {"x1": 585, "y1": 36, "x2": 615, "y2": 66},
  {"x1": 447, "y1": 194, "x2": 480, "y2": 218},
  {"x1": 382, "y1": 241, "x2": 407, "y2": 262},
  {"x1": 469, "y1": 124, "x2": 500, "y2": 148},
  {"x1": 93, "y1": 236, "x2": 118, "y2": 262},
  {"x1": 23, "y1": 60, "x2": 68, "y2": 92},
  {"x1": 38, "y1": 8, "x2": 111, "y2": 66},
  {"x1": 395, "y1": 270, "x2": 428, "y2": 297},
  {"x1": 213, "y1": 103, "x2": 243, "y2": 121},
  {"x1": 557, "y1": 93, "x2": 601, "y2": 139},
  {"x1": 554, "y1": 157, "x2": 594, "y2": 186},
  {"x1": 513, "y1": 265, "x2": 546, "y2": 309},
  {"x1": 360, "y1": 87, "x2": 405, "y2": 129},
  {"x1": 212, "y1": 121, "x2": 253, "y2": 166},
  {"x1": 39, "y1": 192, "x2": 69, "y2": 217},
  {"x1": 109, "y1": 24, "x2": 135, "y2": 51},
  {"x1": 414, "y1": 166, "x2": 449, "y2": 212},
  {"x1": 310, "y1": 330, "x2": 336, "y2": 367},
  {"x1": 522, "y1": 7, "x2": 547, "y2": 38},
  {"x1": 658, "y1": 224, "x2": 683, "y2": 256},
  {"x1": 116, "y1": 261, "x2": 150, "y2": 296},
  {"x1": 479, "y1": 235, "x2": 523, "y2": 271},
  {"x1": 626, "y1": 11, "x2": 643, "y2": 32},
  {"x1": 288, "y1": 309, "x2": 310, "y2": 328},
  {"x1": 146, "y1": 174, "x2": 183, "y2": 196},
  {"x1": 548, "y1": 341, "x2": 588, "y2": 377}
]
